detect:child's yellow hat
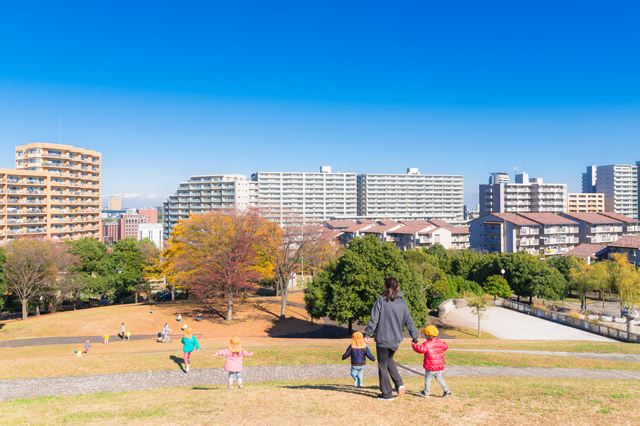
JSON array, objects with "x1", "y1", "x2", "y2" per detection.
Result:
[{"x1": 423, "y1": 325, "x2": 439, "y2": 337}]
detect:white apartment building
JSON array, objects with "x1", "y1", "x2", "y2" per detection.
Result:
[
  {"x1": 561, "y1": 212, "x2": 640, "y2": 244},
  {"x1": 162, "y1": 174, "x2": 258, "y2": 239},
  {"x1": 479, "y1": 173, "x2": 567, "y2": 217},
  {"x1": 356, "y1": 168, "x2": 463, "y2": 222},
  {"x1": 582, "y1": 164, "x2": 638, "y2": 219},
  {"x1": 568, "y1": 193, "x2": 604, "y2": 213},
  {"x1": 470, "y1": 213, "x2": 580, "y2": 256},
  {"x1": 251, "y1": 166, "x2": 357, "y2": 222},
  {"x1": 139, "y1": 223, "x2": 163, "y2": 250}
]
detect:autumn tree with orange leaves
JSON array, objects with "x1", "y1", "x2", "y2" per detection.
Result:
[{"x1": 170, "y1": 209, "x2": 271, "y2": 321}]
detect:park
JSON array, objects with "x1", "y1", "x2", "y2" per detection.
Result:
[{"x1": 1, "y1": 210, "x2": 640, "y2": 425}]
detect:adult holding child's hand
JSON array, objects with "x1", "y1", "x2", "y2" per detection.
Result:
[{"x1": 364, "y1": 277, "x2": 419, "y2": 401}]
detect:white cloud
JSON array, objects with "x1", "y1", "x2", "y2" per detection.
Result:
[{"x1": 147, "y1": 194, "x2": 164, "y2": 199}]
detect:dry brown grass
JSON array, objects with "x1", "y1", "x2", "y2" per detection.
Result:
[
  {"x1": 0, "y1": 292, "x2": 321, "y2": 341},
  {"x1": 1, "y1": 376, "x2": 639, "y2": 425}
]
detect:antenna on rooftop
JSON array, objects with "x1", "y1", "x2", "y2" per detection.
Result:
[{"x1": 59, "y1": 116, "x2": 61, "y2": 144}]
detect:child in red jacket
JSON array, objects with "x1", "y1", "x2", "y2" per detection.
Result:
[{"x1": 412, "y1": 325, "x2": 452, "y2": 398}]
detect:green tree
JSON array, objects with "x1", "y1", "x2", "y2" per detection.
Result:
[
  {"x1": 467, "y1": 294, "x2": 488, "y2": 337},
  {"x1": 449, "y1": 249, "x2": 482, "y2": 281},
  {"x1": 547, "y1": 255, "x2": 579, "y2": 291},
  {"x1": 0, "y1": 248, "x2": 7, "y2": 312},
  {"x1": 110, "y1": 238, "x2": 152, "y2": 303},
  {"x1": 304, "y1": 235, "x2": 428, "y2": 334},
  {"x1": 483, "y1": 275, "x2": 511, "y2": 301},
  {"x1": 570, "y1": 261, "x2": 595, "y2": 310}
]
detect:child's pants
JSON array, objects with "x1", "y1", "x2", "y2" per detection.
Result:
[
  {"x1": 350, "y1": 365, "x2": 365, "y2": 386},
  {"x1": 184, "y1": 351, "x2": 192, "y2": 366},
  {"x1": 424, "y1": 370, "x2": 449, "y2": 394}
]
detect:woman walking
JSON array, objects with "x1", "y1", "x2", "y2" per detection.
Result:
[
  {"x1": 181, "y1": 327, "x2": 200, "y2": 373},
  {"x1": 364, "y1": 277, "x2": 419, "y2": 401}
]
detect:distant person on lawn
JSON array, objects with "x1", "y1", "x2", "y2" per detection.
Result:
[
  {"x1": 162, "y1": 323, "x2": 172, "y2": 343},
  {"x1": 84, "y1": 340, "x2": 91, "y2": 354},
  {"x1": 181, "y1": 327, "x2": 200, "y2": 373},
  {"x1": 120, "y1": 323, "x2": 126, "y2": 340},
  {"x1": 364, "y1": 277, "x2": 419, "y2": 401},
  {"x1": 342, "y1": 331, "x2": 376, "y2": 387},
  {"x1": 412, "y1": 325, "x2": 451, "y2": 398},
  {"x1": 214, "y1": 337, "x2": 253, "y2": 389}
]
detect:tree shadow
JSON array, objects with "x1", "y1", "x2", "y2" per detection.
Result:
[
  {"x1": 279, "y1": 383, "x2": 386, "y2": 398},
  {"x1": 255, "y1": 288, "x2": 276, "y2": 297},
  {"x1": 169, "y1": 355, "x2": 185, "y2": 372},
  {"x1": 250, "y1": 302, "x2": 279, "y2": 318},
  {"x1": 265, "y1": 316, "x2": 353, "y2": 339}
]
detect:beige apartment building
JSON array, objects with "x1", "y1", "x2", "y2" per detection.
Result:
[
  {"x1": 568, "y1": 193, "x2": 604, "y2": 213},
  {"x1": 0, "y1": 143, "x2": 101, "y2": 245}
]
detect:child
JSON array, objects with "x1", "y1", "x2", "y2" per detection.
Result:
[
  {"x1": 412, "y1": 325, "x2": 451, "y2": 398},
  {"x1": 181, "y1": 327, "x2": 200, "y2": 373},
  {"x1": 84, "y1": 340, "x2": 91, "y2": 354},
  {"x1": 125, "y1": 331, "x2": 131, "y2": 340},
  {"x1": 214, "y1": 337, "x2": 253, "y2": 389},
  {"x1": 342, "y1": 331, "x2": 375, "y2": 387},
  {"x1": 102, "y1": 334, "x2": 109, "y2": 344},
  {"x1": 197, "y1": 314, "x2": 202, "y2": 322},
  {"x1": 177, "y1": 314, "x2": 182, "y2": 323}
]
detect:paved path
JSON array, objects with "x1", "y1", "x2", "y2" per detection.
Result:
[
  {"x1": 1, "y1": 363, "x2": 639, "y2": 400},
  {"x1": 444, "y1": 306, "x2": 614, "y2": 341},
  {"x1": 449, "y1": 348, "x2": 640, "y2": 363},
  {"x1": 0, "y1": 334, "x2": 159, "y2": 348}
]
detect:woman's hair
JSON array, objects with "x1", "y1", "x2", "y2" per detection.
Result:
[{"x1": 383, "y1": 277, "x2": 399, "y2": 302}]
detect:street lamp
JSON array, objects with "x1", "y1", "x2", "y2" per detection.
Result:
[{"x1": 501, "y1": 269, "x2": 505, "y2": 278}]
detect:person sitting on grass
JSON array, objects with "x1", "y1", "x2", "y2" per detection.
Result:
[
  {"x1": 412, "y1": 325, "x2": 452, "y2": 399},
  {"x1": 342, "y1": 331, "x2": 376, "y2": 387},
  {"x1": 84, "y1": 340, "x2": 91, "y2": 355},
  {"x1": 214, "y1": 337, "x2": 253, "y2": 389}
]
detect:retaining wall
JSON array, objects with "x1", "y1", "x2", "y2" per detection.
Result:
[{"x1": 494, "y1": 299, "x2": 640, "y2": 344}]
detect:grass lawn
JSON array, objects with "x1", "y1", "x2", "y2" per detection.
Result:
[
  {"x1": 0, "y1": 291, "x2": 320, "y2": 341},
  {"x1": 1, "y1": 377, "x2": 639, "y2": 425},
  {"x1": 2, "y1": 337, "x2": 640, "y2": 381}
]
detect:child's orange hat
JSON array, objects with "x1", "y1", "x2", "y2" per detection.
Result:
[
  {"x1": 351, "y1": 331, "x2": 366, "y2": 349},
  {"x1": 228, "y1": 337, "x2": 242, "y2": 353},
  {"x1": 423, "y1": 325, "x2": 439, "y2": 337}
]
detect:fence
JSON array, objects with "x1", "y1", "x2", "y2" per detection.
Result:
[{"x1": 494, "y1": 299, "x2": 640, "y2": 344}]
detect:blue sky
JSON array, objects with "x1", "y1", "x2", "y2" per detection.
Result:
[{"x1": 0, "y1": 1, "x2": 639, "y2": 208}]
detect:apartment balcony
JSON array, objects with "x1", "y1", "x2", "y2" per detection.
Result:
[
  {"x1": 542, "y1": 237, "x2": 579, "y2": 245},
  {"x1": 590, "y1": 226, "x2": 623, "y2": 233},
  {"x1": 517, "y1": 228, "x2": 539, "y2": 236},
  {"x1": 544, "y1": 227, "x2": 579, "y2": 234},
  {"x1": 517, "y1": 239, "x2": 538, "y2": 247},
  {"x1": 587, "y1": 235, "x2": 617, "y2": 243}
]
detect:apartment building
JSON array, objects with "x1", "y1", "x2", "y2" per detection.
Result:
[
  {"x1": 582, "y1": 164, "x2": 638, "y2": 219},
  {"x1": 561, "y1": 212, "x2": 639, "y2": 245},
  {"x1": 251, "y1": 166, "x2": 357, "y2": 222},
  {"x1": 162, "y1": 174, "x2": 258, "y2": 239},
  {"x1": 470, "y1": 213, "x2": 580, "y2": 256},
  {"x1": 324, "y1": 218, "x2": 470, "y2": 251},
  {"x1": 139, "y1": 223, "x2": 163, "y2": 250},
  {"x1": 479, "y1": 173, "x2": 567, "y2": 217},
  {"x1": 0, "y1": 143, "x2": 101, "y2": 246},
  {"x1": 357, "y1": 168, "x2": 464, "y2": 222},
  {"x1": 108, "y1": 196, "x2": 121, "y2": 210},
  {"x1": 568, "y1": 193, "x2": 604, "y2": 213},
  {"x1": 120, "y1": 209, "x2": 149, "y2": 239}
]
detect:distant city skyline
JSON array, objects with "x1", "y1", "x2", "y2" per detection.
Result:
[{"x1": 1, "y1": 1, "x2": 639, "y2": 209}]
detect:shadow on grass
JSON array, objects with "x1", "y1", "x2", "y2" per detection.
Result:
[{"x1": 170, "y1": 355, "x2": 185, "y2": 372}]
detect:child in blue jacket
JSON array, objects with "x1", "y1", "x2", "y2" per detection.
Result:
[{"x1": 342, "y1": 331, "x2": 376, "y2": 387}]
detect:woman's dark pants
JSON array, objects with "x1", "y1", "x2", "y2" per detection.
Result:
[{"x1": 376, "y1": 345, "x2": 403, "y2": 398}]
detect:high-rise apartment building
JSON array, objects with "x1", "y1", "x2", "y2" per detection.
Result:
[
  {"x1": 479, "y1": 173, "x2": 566, "y2": 217},
  {"x1": 357, "y1": 168, "x2": 464, "y2": 222},
  {"x1": 108, "y1": 196, "x2": 121, "y2": 210},
  {"x1": 0, "y1": 143, "x2": 101, "y2": 245},
  {"x1": 162, "y1": 174, "x2": 258, "y2": 239},
  {"x1": 582, "y1": 164, "x2": 638, "y2": 219},
  {"x1": 251, "y1": 166, "x2": 357, "y2": 222}
]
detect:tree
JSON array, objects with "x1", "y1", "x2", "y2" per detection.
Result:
[
  {"x1": 4, "y1": 239, "x2": 72, "y2": 320},
  {"x1": 304, "y1": 235, "x2": 428, "y2": 334},
  {"x1": 620, "y1": 269, "x2": 640, "y2": 333},
  {"x1": 467, "y1": 294, "x2": 488, "y2": 337},
  {"x1": 0, "y1": 248, "x2": 6, "y2": 312},
  {"x1": 449, "y1": 249, "x2": 482, "y2": 281},
  {"x1": 570, "y1": 261, "x2": 596, "y2": 310},
  {"x1": 593, "y1": 253, "x2": 632, "y2": 307},
  {"x1": 171, "y1": 209, "x2": 270, "y2": 321},
  {"x1": 483, "y1": 275, "x2": 512, "y2": 301},
  {"x1": 547, "y1": 255, "x2": 579, "y2": 292},
  {"x1": 260, "y1": 213, "x2": 333, "y2": 318},
  {"x1": 110, "y1": 238, "x2": 147, "y2": 303}
]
